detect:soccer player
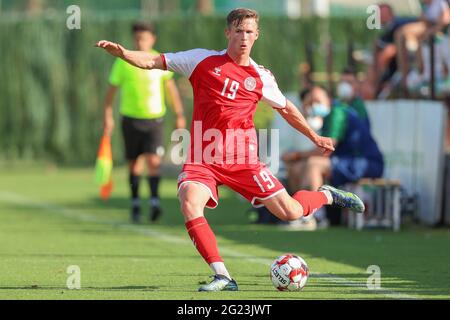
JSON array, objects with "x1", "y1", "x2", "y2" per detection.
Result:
[
  {"x1": 103, "y1": 22, "x2": 186, "y2": 223},
  {"x1": 96, "y1": 8, "x2": 365, "y2": 292}
]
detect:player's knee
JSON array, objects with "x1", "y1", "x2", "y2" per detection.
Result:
[
  {"x1": 129, "y1": 160, "x2": 141, "y2": 175},
  {"x1": 278, "y1": 203, "x2": 303, "y2": 222},
  {"x1": 180, "y1": 198, "x2": 203, "y2": 220},
  {"x1": 147, "y1": 155, "x2": 161, "y2": 169},
  {"x1": 285, "y1": 210, "x2": 303, "y2": 222}
]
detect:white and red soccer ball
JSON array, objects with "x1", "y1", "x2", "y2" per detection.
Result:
[{"x1": 270, "y1": 254, "x2": 309, "y2": 291}]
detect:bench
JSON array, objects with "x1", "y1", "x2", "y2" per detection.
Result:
[{"x1": 344, "y1": 178, "x2": 402, "y2": 232}]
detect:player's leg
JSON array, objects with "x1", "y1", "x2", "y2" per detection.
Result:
[
  {"x1": 222, "y1": 163, "x2": 332, "y2": 221},
  {"x1": 301, "y1": 156, "x2": 332, "y2": 225},
  {"x1": 144, "y1": 118, "x2": 165, "y2": 222},
  {"x1": 178, "y1": 182, "x2": 238, "y2": 291},
  {"x1": 124, "y1": 157, "x2": 143, "y2": 223},
  {"x1": 260, "y1": 189, "x2": 330, "y2": 221},
  {"x1": 145, "y1": 153, "x2": 163, "y2": 221},
  {"x1": 283, "y1": 159, "x2": 327, "y2": 229},
  {"x1": 128, "y1": 159, "x2": 143, "y2": 223},
  {"x1": 247, "y1": 163, "x2": 364, "y2": 221},
  {"x1": 261, "y1": 186, "x2": 365, "y2": 222},
  {"x1": 122, "y1": 117, "x2": 144, "y2": 223}
]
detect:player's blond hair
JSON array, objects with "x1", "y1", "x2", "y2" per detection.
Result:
[{"x1": 226, "y1": 8, "x2": 259, "y2": 29}]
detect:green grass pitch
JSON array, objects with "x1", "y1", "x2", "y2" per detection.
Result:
[{"x1": 0, "y1": 166, "x2": 449, "y2": 300}]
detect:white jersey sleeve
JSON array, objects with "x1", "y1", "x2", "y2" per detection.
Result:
[
  {"x1": 163, "y1": 48, "x2": 224, "y2": 78},
  {"x1": 251, "y1": 61, "x2": 287, "y2": 109}
]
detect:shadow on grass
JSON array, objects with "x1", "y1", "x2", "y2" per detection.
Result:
[
  {"x1": 0, "y1": 285, "x2": 158, "y2": 291},
  {"x1": 4, "y1": 177, "x2": 450, "y2": 298},
  {"x1": 47, "y1": 194, "x2": 450, "y2": 298}
]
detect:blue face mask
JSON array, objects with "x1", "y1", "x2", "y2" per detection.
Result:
[{"x1": 311, "y1": 103, "x2": 330, "y2": 118}]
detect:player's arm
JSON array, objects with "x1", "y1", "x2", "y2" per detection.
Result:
[
  {"x1": 103, "y1": 85, "x2": 118, "y2": 136},
  {"x1": 95, "y1": 40, "x2": 164, "y2": 70},
  {"x1": 277, "y1": 99, "x2": 335, "y2": 156},
  {"x1": 165, "y1": 79, "x2": 186, "y2": 129}
]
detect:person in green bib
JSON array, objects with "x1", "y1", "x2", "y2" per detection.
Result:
[{"x1": 103, "y1": 22, "x2": 186, "y2": 223}]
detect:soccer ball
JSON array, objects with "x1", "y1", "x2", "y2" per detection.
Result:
[{"x1": 270, "y1": 254, "x2": 309, "y2": 291}]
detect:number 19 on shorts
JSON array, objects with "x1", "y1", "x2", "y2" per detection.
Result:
[{"x1": 253, "y1": 171, "x2": 275, "y2": 192}]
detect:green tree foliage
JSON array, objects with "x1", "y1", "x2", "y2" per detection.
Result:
[{"x1": 0, "y1": 15, "x2": 377, "y2": 164}]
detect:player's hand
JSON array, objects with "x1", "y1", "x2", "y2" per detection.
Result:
[
  {"x1": 314, "y1": 135, "x2": 335, "y2": 156},
  {"x1": 95, "y1": 40, "x2": 126, "y2": 58},
  {"x1": 103, "y1": 116, "x2": 115, "y2": 137},
  {"x1": 175, "y1": 115, "x2": 186, "y2": 130}
]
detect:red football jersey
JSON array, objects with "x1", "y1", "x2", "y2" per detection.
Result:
[{"x1": 162, "y1": 49, "x2": 287, "y2": 165}]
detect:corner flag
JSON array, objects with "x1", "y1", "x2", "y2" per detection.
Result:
[{"x1": 95, "y1": 135, "x2": 113, "y2": 201}]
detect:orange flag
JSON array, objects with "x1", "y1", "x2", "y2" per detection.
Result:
[{"x1": 95, "y1": 135, "x2": 113, "y2": 201}]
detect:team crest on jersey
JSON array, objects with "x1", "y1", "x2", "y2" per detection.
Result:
[
  {"x1": 212, "y1": 67, "x2": 221, "y2": 76},
  {"x1": 244, "y1": 77, "x2": 256, "y2": 91}
]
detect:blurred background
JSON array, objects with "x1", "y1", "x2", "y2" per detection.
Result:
[{"x1": 0, "y1": 0, "x2": 449, "y2": 229}]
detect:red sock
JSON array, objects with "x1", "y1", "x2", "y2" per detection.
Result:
[
  {"x1": 293, "y1": 190, "x2": 328, "y2": 217},
  {"x1": 185, "y1": 217, "x2": 223, "y2": 264}
]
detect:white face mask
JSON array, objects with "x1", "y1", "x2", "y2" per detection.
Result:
[
  {"x1": 307, "y1": 116, "x2": 324, "y2": 132},
  {"x1": 337, "y1": 82, "x2": 354, "y2": 100}
]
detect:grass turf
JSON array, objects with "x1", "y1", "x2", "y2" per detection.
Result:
[{"x1": 0, "y1": 166, "x2": 449, "y2": 300}]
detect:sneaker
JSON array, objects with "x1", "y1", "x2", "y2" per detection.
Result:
[
  {"x1": 130, "y1": 205, "x2": 141, "y2": 224},
  {"x1": 150, "y1": 206, "x2": 163, "y2": 222},
  {"x1": 198, "y1": 275, "x2": 239, "y2": 292},
  {"x1": 319, "y1": 185, "x2": 365, "y2": 213},
  {"x1": 150, "y1": 198, "x2": 163, "y2": 222}
]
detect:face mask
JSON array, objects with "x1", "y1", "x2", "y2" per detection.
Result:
[
  {"x1": 307, "y1": 116, "x2": 324, "y2": 132},
  {"x1": 311, "y1": 103, "x2": 330, "y2": 118},
  {"x1": 337, "y1": 82, "x2": 354, "y2": 100}
]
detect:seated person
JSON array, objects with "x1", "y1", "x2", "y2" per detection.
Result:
[
  {"x1": 418, "y1": 0, "x2": 450, "y2": 90},
  {"x1": 282, "y1": 86, "x2": 384, "y2": 191},
  {"x1": 395, "y1": 0, "x2": 450, "y2": 91},
  {"x1": 368, "y1": 3, "x2": 417, "y2": 97},
  {"x1": 282, "y1": 86, "x2": 331, "y2": 193}
]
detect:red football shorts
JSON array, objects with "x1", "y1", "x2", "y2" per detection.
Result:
[{"x1": 177, "y1": 162, "x2": 285, "y2": 209}]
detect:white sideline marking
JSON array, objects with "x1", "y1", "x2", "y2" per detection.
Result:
[{"x1": 0, "y1": 191, "x2": 417, "y2": 299}]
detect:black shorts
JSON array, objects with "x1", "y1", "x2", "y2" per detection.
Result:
[{"x1": 121, "y1": 116, "x2": 165, "y2": 161}]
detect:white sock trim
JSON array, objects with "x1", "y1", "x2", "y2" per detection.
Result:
[
  {"x1": 321, "y1": 190, "x2": 333, "y2": 205},
  {"x1": 209, "y1": 262, "x2": 231, "y2": 280}
]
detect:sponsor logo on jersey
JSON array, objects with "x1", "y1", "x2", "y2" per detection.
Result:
[
  {"x1": 178, "y1": 172, "x2": 187, "y2": 183},
  {"x1": 244, "y1": 77, "x2": 256, "y2": 91}
]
